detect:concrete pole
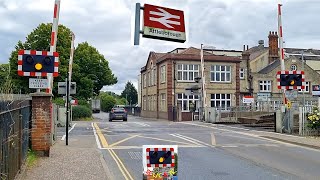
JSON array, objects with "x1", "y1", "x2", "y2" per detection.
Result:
[{"x1": 200, "y1": 44, "x2": 207, "y2": 121}]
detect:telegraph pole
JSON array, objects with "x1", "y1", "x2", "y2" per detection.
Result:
[{"x1": 200, "y1": 44, "x2": 207, "y2": 121}]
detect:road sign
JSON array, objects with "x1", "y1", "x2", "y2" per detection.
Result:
[
  {"x1": 312, "y1": 85, "x2": 320, "y2": 96},
  {"x1": 285, "y1": 90, "x2": 298, "y2": 100},
  {"x1": 276, "y1": 70, "x2": 305, "y2": 90},
  {"x1": 29, "y1": 78, "x2": 49, "y2": 89},
  {"x1": 17, "y1": 50, "x2": 59, "y2": 77},
  {"x1": 143, "y1": 4, "x2": 186, "y2": 43},
  {"x1": 243, "y1": 96, "x2": 254, "y2": 104},
  {"x1": 287, "y1": 101, "x2": 292, "y2": 109},
  {"x1": 58, "y1": 82, "x2": 76, "y2": 95}
]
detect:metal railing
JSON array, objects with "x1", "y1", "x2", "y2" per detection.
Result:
[{"x1": 0, "y1": 100, "x2": 31, "y2": 180}]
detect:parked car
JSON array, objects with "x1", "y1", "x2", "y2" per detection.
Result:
[{"x1": 109, "y1": 107, "x2": 127, "y2": 121}]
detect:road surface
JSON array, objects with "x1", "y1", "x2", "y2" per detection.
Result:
[{"x1": 62, "y1": 112, "x2": 320, "y2": 180}]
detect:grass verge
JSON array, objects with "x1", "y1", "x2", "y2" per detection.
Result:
[
  {"x1": 73, "y1": 116, "x2": 93, "y2": 121},
  {"x1": 26, "y1": 149, "x2": 38, "y2": 168}
]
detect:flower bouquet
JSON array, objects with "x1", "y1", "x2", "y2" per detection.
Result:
[{"x1": 307, "y1": 106, "x2": 320, "y2": 129}]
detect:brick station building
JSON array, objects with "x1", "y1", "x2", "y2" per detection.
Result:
[{"x1": 140, "y1": 47, "x2": 243, "y2": 121}]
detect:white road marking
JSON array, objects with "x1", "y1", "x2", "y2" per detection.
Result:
[
  {"x1": 170, "y1": 134, "x2": 202, "y2": 146},
  {"x1": 133, "y1": 122, "x2": 150, "y2": 127},
  {"x1": 61, "y1": 123, "x2": 77, "y2": 141},
  {"x1": 100, "y1": 145, "x2": 204, "y2": 150},
  {"x1": 173, "y1": 133, "x2": 213, "y2": 147},
  {"x1": 179, "y1": 122, "x2": 320, "y2": 152},
  {"x1": 92, "y1": 122, "x2": 102, "y2": 149}
]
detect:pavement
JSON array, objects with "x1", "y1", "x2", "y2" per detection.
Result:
[
  {"x1": 17, "y1": 112, "x2": 320, "y2": 180},
  {"x1": 18, "y1": 121, "x2": 112, "y2": 180}
]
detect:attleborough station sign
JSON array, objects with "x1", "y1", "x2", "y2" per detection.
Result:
[{"x1": 143, "y1": 4, "x2": 186, "y2": 43}]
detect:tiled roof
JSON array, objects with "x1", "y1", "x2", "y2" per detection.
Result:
[
  {"x1": 247, "y1": 46, "x2": 320, "y2": 61},
  {"x1": 258, "y1": 59, "x2": 280, "y2": 74},
  {"x1": 178, "y1": 47, "x2": 213, "y2": 55}
]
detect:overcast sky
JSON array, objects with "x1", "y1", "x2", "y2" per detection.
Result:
[{"x1": 1, "y1": 0, "x2": 320, "y2": 94}]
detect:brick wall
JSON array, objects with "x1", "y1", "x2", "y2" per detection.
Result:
[{"x1": 31, "y1": 93, "x2": 52, "y2": 157}]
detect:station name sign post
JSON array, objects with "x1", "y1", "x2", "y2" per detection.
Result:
[{"x1": 134, "y1": 3, "x2": 186, "y2": 45}]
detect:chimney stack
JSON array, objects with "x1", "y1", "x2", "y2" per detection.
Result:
[{"x1": 268, "y1": 31, "x2": 279, "y2": 63}]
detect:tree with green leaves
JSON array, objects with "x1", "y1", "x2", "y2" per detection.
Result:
[
  {"x1": 99, "y1": 92, "x2": 116, "y2": 112},
  {"x1": 0, "y1": 64, "x2": 10, "y2": 83},
  {"x1": 73, "y1": 42, "x2": 117, "y2": 99},
  {"x1": 7, "y1": 23, "x2": 117, "y2": 99},
  {"x1": 121, "y1": 81, "x2": 138, "y2": 105}
]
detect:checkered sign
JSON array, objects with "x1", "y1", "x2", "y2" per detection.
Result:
[
  {"x1": 17, "y1": 50, "x2": 59, "y2": 77},
  {"x1": 277, "y1": 70, "x2": 305, "y2": 90},
  {"x1": 146, "y1": 147, "x2": 175, "y2": 168}
]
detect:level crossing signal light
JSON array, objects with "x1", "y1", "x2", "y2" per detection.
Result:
[
  {"x1": 149, "y1": 151, "x2": 172, "y2": 164},
  {"x1": 23, "y1": 55, "x2": 54, "y2": 73},
  {"x1": 280, "y1": 74, "x2": 302, "y2": 86},
  {"x1": 18, "y1": 50, "x2": 59, "y2": 77},
  {"x1": 277, "y1": 71, "x2": 305, "y2": 90}
]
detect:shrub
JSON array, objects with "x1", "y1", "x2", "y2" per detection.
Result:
[
  {"x1": 78, "y1": 99, "x2": 90, "y2": 108},
  {"x1": 52, "y1": 98, "x2": 64, "y2": 106},
  {"x1": 72, "y1": 105, "x2": 92, "y2": 120},
  {"x1": 101, "y1": 95, "x2": 116, "y2": 112}
]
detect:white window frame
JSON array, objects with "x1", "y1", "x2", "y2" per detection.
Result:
[
  {"x1": 299, "y1": 81, "x2": 309, "y2": 93},
  {"x1": 160, "y1": 65, "x2": 166, "y2": 83},
  {"x1": 177, "y1": 93, "x2": 199, "y2": 112},
  {"x1": 143, "y1": 96, "x2": 146, "y2": 110},
  {"x1": 177, "y1": 64, "x2": 199, "y2": 82},
  {"x1": 259, "y1": 80, "x2": 272, "y2": 92},
  {"x1": 160, "y1": 93, "x2": 166, "y2": 111},
  {"x1": 210, "y1": 94, "x2": 231, "y2": 111},
  {"x1": 210, "y1": 65, "x2": 231, "y2": 82},
  {"x1": 148, "y1": 72, "x2": 151, "y2": 87},
  {"x1": 153, "y1": 68, "x2": 157, "y2": 86},
  {"x1": 151, "y1": 69, "x2": 154, "y2": 86},
  {"x1": 239, "y1": 68, "x2": 245, "y2": 79}
]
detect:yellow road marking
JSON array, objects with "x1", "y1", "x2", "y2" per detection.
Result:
[
  {"x1": 137, "y1": 135, "x2": 192, "y2": 145},
  {"x1": 109, "y1": 149, "x2": 134, "y2": 180},
  {"x1": 93, "y1": 123, "x2": 109, "y2": 147},
  {"x1": 93, "y1": 123, "x2": 133, "y2": 180},
  {"x1": 101, "y1": 145, "x2": 205, "y2": 149},
  {"x1": 107, "y1": 149, "x2": 129, "y2": 180},
  {"x1": 109, "y1": 134, "x2": 140, "y2": 147}
]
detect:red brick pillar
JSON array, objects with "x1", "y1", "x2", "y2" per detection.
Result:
[{"x1": 31, "y1": 93, "x2": 52, "y2": 157}]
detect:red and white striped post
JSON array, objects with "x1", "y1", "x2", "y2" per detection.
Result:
[
  {"x1": 47, "y1": 0, "x2": 61, "y2": 93},
  {"x1": 278, "y1": 4, "x2": 285, "y2": 70},
  {"x1": 278, "y1": 3, "x2": 287, "y2": 105}
]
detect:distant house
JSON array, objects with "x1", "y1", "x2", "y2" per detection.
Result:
[{"x1": 243, "y1": 31, "x2": 320, "y2": 110}]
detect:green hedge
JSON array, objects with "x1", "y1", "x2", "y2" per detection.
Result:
[{"x1": 72, "y1": 105, "x2": 92, "y2": 120}]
